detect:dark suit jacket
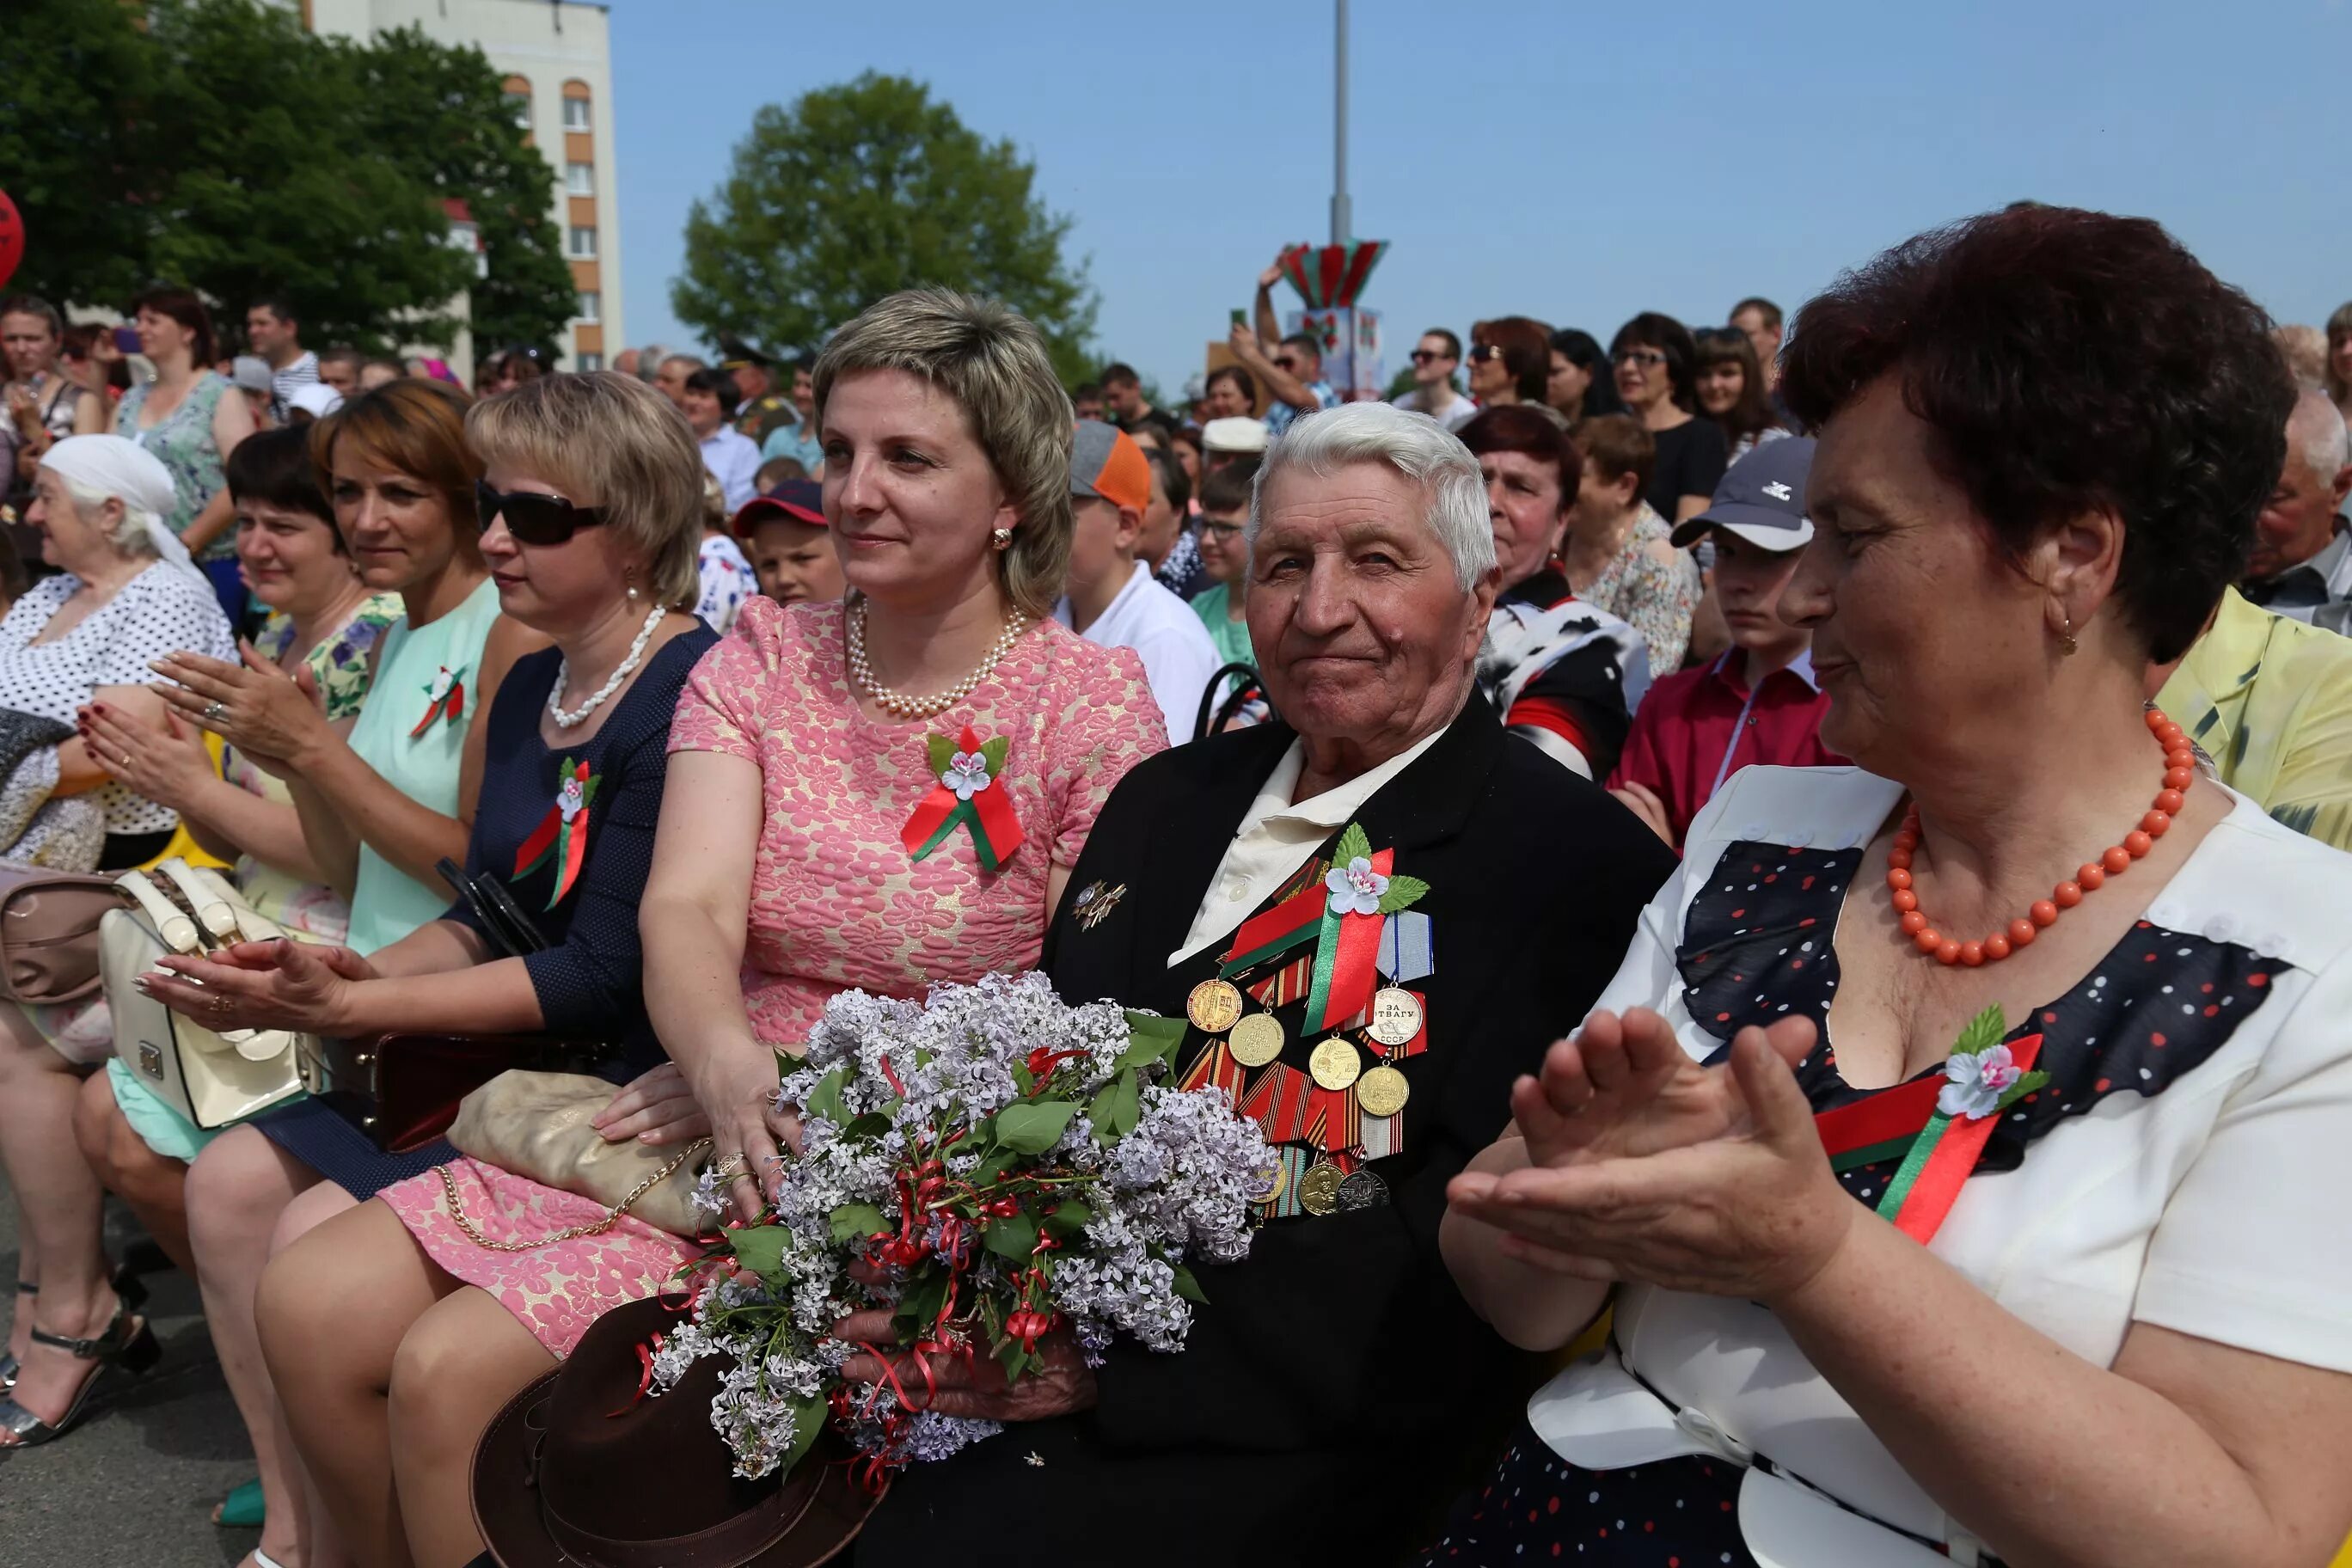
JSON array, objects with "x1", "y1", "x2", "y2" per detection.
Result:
[{"x1": 855, "y1": 697, "x2": 1675, "y2": 1568}]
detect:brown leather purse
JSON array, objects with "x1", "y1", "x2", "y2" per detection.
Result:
[
  {"x1": 298, "y1": 860, "x2": 616, "y2": 1152},
  {"x1": 0, "y1": 867, "x2": 133, "y2": 1005}
]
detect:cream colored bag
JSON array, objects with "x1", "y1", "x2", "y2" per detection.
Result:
[
  {"x1": 444, "y1": 1069, "x2": 711, "y2": 1240},
  {"x1": 101, "y1": 860, "x2": 306, "y2": 1130}
]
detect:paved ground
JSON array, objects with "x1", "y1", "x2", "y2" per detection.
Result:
[{"x1": 0, "y1": 1175, "x2": 258, "y2": 1568}]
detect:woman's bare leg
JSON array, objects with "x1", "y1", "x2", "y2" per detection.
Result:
[
  {"x1": 187, "y1": 1125, "x2": 330, "y2": 1567},
  {"x1": 387, "y1": 1287, "x2": 555, "y2": 1568},
  {"x1": 0, "y1": 1006, "x2": 116, "y2": 1440},
  {"x1": 259, "y1": 1195, "x2": 454, "y2": 1568},
  {"x1": 71, "y1": 1069, "x2": 195, "y2": 1276}
]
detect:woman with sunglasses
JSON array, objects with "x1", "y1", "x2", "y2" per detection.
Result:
[
  {"x1": 1611, "y1": 311, "x2": 1727, "y2": 526},
  {"x1": 1469, "y1": 316, "x2": 1553, "y2": 410},
  {"x1": 144, "y1": 372, "x2": 719, "y2": 1568}
]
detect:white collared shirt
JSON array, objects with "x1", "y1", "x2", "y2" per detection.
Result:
[
  {"x1": 1167, "y1": 725, "x2": 1447, "y2": 966},
  {"x1": 699, "y1": 426, "x2": 763, "y2": 512},
  {"x1": 1053, "y1": 560, "x2": 1222, "y2": 744}
]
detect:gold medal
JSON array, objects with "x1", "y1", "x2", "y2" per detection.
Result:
[
  {"x1": 1297, "y1": 1158, "x2": 1344, "y2": 1216},
  {"x1": 1185, "y1": 978, "x2": 1244, "y2": 1035},
  {"x1": 1357, "y1": 1063, "x2": 1411, "y2": 1118},
  {"x1": 1253, "y1": 1158, "x2": 1288, "y2": 1206},
  {"x1": 1229, "y1": 1011, "x2": 1286, "y2": 1069},
  {"x1": 1368, "y1": 987, "x2": 1425, "y2": 1047},
  {"x1": 1308, "y1": 1036, "x2": 1361, "y2": 1092}
]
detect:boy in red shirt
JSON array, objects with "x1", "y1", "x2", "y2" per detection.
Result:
[{"x1": 1608, "y1": 438, "x2": 1843, "y2": 848}]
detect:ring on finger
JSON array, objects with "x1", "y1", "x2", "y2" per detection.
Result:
[
  {"x1": 711, "y1": 1151, "x2": 747, "y2": 1180},
  {"x1": 202, "y1": 700, "x2": 228, "y2": 724}
]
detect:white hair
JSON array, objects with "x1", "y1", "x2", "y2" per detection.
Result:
[
  {"x1": 2290, "y1": 385, "x2": 2350, "y2": 485},
  {"x1": 54, "y1": 473, "x2": 162, "y2": 558},
  {"x1": 634, "y1": 344, "x2": 667, "y2": 383},
  {"x1": 1249, "y1": 402, "x2": 1497, "y2": 590}
]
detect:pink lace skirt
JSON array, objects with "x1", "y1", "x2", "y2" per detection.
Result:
[{"x1": 381, "y1": 1158, "x2": 702, "y2": 1357}]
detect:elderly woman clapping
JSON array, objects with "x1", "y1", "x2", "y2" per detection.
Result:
[
  {"x1": 1433, "y1": 207, "x2": 2352, "y2": 1567},
  {"x1": 0, "y1": 434, "x2": 233, "y2": 1447},
  {"x1": 846, "y1": 404, "x2": 1675, "y2": 1566}
]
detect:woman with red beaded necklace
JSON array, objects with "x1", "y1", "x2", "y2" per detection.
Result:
[{"x1": 1424, "y1": 206, "x2": 2352, "y2": 1568}]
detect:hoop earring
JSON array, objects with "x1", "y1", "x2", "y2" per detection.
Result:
[
  {"x1": 2057, "y1": 610, "x2": 2078, "y2": 657},
  {"x1": 990, "y1": 528, "x2": 1014, "y2": 551}
]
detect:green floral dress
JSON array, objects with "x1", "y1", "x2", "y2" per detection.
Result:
[{"x1": 115, "y1": 371, "x2": 235, "y2": 560}]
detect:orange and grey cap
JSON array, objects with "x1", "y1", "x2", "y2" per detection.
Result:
[{"x1": 1070, "y1": 419, "x2": 1152, "y2": 512}]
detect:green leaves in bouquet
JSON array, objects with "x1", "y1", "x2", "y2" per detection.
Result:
[
  {"x1": 775, "y1": 1393, "x2": 828, "y2": 1481},
  {"x1": 1088, "y1": 1068, "x2": 1139, "y2": 1146},
  {"x1": 802, "y1": 1064, "x2": 848, "y2": 1126},
  {"x1": 892, "y1": 1267, "x2": 954, "y2": 1346},
  {"x1": 1171, "y1": 1261, "x2": 1208, "y2": 1305},
  {"x1": 983, "y1": 1210, "x2": 1039, "y2": 1261},
  {"x1": 828, "y1": 1201, "x2": 890, "y2": 1247},
  {"x1": 994, "y1": 1099, "x2": 1081, "y2": 1155},
  {"x1": 1332, "y1": 823, "x2": 1374, "y2": 867},
  {"x1": 728, "y1": 1225, "x2": 793, "y2": 1285},
  {"x1": 1118, "y1": 1010, "x2": 1186, "y2": 1075},
  {"x1": 1042, "y1": 1198, "x2": 1092, "y2": 1241}
]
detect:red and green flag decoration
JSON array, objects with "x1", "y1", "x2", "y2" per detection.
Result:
[
  {"x1": 1219, "y1": 823, "x2": 1427, "y2": 1034},
  {"x1": 515, "y1": 758, "x2": 600, "y2": 909},
  {"x1": 410, "y1": 662, "x2": 468, "y2": 737},
  {"x1": 902, "y1": 727, "x2": 1023, "y2": 872},
  {"x1": 1275, "y1": 241, "x2": 1390, "y2": 309},
  {"x1": 1813, "y1": 1005, "x2": 2047, "y2": 1246}
]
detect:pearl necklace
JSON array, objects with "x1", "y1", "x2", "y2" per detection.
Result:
[
  {"x1": 548, "y1": 604, "x2": 666, "y2": 729},
  {"x1": 845, "y1": 597, "x2": 1029, "y2": 720}
]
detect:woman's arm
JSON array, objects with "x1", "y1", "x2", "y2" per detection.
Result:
[
  {"x1": 1439, "y1": 1130, "x2": 1610, "y2": 1351},
  {"x1": 70, "y1": 387, "x2": 105, "y2": 437},
  {"x1": 81, "y1": 699, "x2": 330, "y2": 880},
  {"x1": 180, "y1": 394, "x2": 254, "y2": 555}
]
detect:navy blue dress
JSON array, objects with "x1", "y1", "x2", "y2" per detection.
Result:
[{"x1": 253, "y1": 627, "x2": 716, "y2": 1197}]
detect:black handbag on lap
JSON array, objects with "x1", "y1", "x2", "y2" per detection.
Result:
[{"x1": 297, "y1": 860, "x2": 618, "y2": 1153}]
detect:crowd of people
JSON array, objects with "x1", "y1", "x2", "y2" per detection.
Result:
[{"x1": 0, "y1": 199, "x2": 2349, "y2": 1568}]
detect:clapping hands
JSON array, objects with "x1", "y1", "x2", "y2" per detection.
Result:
[{"x1": 1447, "y1": 1008, "x2": 1856, "y2": 1305}]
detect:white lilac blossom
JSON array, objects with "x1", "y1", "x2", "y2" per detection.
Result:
[{"x1": 657, "y1": 971, "x2": 1271, "y2": 1482}]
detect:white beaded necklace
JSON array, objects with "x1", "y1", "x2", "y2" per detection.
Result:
[
  {"x1": 548, "y1": 604, "x2": 666, "y2": 729},
  {"x1": 845, "y1": 596, "x2": 1029, "y2": 720}
]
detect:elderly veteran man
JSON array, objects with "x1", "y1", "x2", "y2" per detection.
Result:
[{"x1": 853, "y1": 403, "x2": 1675, "y2": 1566}]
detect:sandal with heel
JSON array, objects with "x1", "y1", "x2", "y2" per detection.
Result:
[
  {"x1": 0, "y1": 1302, "x2": 161, "y2": 1449},
  {"x1": 2, "y1": 1266, "x2": 150, "y2": 1392}
]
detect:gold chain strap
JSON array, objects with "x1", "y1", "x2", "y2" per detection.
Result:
[{"x1": 435, "y1": 1136, "x2": 711, "y2": 1253}]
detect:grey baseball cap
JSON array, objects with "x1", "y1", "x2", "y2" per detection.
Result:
[
  {"x1": 1670, "y1": 435, "x2": 1816, "y2": 551},
  {"x1": 230, "y1": 355, "x2": 273, "y2": 395}
]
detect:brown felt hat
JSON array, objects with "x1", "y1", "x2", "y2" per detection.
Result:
[{"x1": 471, "y1": 1297, "x2": 879, "y2": 1567}]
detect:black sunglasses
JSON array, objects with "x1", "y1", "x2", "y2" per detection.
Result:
[
  {"x1": 475, "y1": 479, "x2": 609, "y2": 545},
  {"x1": 1408, "y1": 348, "x2": 1452, "y2": 364},
  {"x1": 1467, "y1": 344, "x2": 1504, "y2": 364}
]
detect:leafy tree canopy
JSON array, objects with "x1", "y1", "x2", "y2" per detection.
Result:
[{"x1": 673, "y1": 73, "x2": 1099, "y2": 384}]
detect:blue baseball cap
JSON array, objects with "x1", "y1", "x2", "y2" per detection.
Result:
[{"x1": 1669, "y1": 436, "x2": 1816, "y2": 552}]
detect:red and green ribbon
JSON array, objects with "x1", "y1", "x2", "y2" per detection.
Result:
[
  {"x1": 1216, "y1": 822, "x2": 1430, "y2": 1036},
  {"x1": 515, "y1": 757, "x2": 599, "y2": 909},
  {"x1": 1812, "y1": 1008, "x2": 2048, "y2": 1246},
  {"x1": 409, "y1": 663, "x2": 468, "y2": 738},
  {"x1": 901, "y1": 726, "x2": 1023, "y2": 872}
]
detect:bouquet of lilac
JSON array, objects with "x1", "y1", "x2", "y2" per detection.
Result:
[{"x1": 650, "y1": 971, "x2": 1274, "y2": 1483}]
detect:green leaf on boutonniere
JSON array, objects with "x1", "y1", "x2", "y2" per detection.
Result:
[
  {"x1": 1332, "y1": 823, "x2": 1374, "y2": 867},
  {"x1": 1995, "y1": 1069, "x2": 2051, "y2": 1112},
  {"x1": 980, "y1": 735, "x2": 1010, "y2": 775},
  {"x1": 925, "y1": 732, "x2": 956, "y2": 778},
  {"x1": 1376, "y1": 874, "x2": 1430, "y2": 916},
  {"x1": 1951, "y1": 1003, "x2": 2007, "y2": 1058}
]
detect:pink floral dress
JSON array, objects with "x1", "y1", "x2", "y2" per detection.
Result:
[{"x1": 388, "y1": 596, "x2": 1164, "y2": 1357}]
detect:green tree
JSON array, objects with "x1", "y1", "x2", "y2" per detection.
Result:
[{"x1": 673, "y1": 73, "x2": 1098, "y2": 382}]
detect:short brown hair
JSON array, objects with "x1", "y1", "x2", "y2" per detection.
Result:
[
  {"x1": 466, "y1": 372, "x2": 705, "y2": 609},
  {"x1": 1460, "y1": 402, "x2": 1581, "y2": 510},
  {"x1": 813, "y1": 289, "x2": 1075, "y2": 620},
  {"x1": 1573, "y1": 414, "x2": 1656, "y2": 499},
  {"x1": 309, "y1": 378, "x2": 481, "y2": 551},
  {"x1": 131, "y1": 286, "x2": 217, "y2": 366}
]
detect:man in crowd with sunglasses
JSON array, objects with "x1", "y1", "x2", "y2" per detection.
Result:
[
  {"x1": 1393, "y1": 328, "x2": 1477, "y2": 431},
  {"x1": 1230, "y1": 255, "x2": 1343, "y2": 435}
]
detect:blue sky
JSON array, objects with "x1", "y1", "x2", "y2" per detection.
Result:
[{"x1": 605, "y1": 0, "x2": 2349, "y2": 393}]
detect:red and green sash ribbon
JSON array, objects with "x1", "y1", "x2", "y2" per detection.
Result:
[
  {"x1": 409, "y1": 663, "x2": 468, "y2": 738},
  {"x1": 1302, "y1": 847, "x2": 1391, "y2": 1033},
  {"x1": 515, "y1": 758, "x2": 599, "y2": 910},
  {"x1": 1218, "y1": 822, "x2": 1429, "y2": 1036},
  {"x1": 1812, "y1": 1008, "x2": 2048, "y2": 1246},
  {"x1": 901, "y1": 727, "x2": 1023, "y2": 872}
]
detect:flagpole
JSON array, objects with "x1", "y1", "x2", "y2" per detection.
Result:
[{"x1": 1330, "y1": 0, "x2": 1351, "y2": 248}]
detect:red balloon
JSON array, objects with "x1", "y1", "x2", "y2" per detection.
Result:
[{"x1": 0, "y1": 190, "x2": 20, "y2": 291}]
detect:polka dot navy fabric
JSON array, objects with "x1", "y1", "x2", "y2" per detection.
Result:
[{"x1": 1418, "y1": 837, "x2": 2288, "y2": 1565}]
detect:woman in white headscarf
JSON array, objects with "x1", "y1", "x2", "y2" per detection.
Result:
[{"x1": 0, "y1": 433, "x2": 233, "y2": 1449}]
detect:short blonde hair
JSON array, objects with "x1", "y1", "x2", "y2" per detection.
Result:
[
  {"x1": 465, "y1": 372, "x2": 702, "y2": 608},
  {"x1": 813, "y1": 290, "x2": 1073, "y2": 619}
]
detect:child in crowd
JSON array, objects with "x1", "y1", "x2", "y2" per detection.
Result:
[
  {"x1": 731, "y1": 477, "x2": 844, "y2": 608},
  {"x1": 1186, "y1": 464, "x2": 1254, "y2": 670},
  {"x1": 1607, "y1": 438, "x2": 1841, "y2": 849}
]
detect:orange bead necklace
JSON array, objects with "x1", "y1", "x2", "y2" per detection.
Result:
[{"x1": 1887, "y1": 707, "x2": 2194, "y2": 967}]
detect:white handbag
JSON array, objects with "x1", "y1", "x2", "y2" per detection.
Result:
[{"x1": 101, "y1": 859, "x2": 307, "y2": 1130}]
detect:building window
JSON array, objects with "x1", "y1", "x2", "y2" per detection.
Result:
[
  {"x1": 566, "y1": 161, "x2": 594, "y2": 196},
  {"x1": 567, "y1": 225, "x2": 597, "y2": 259},
  {"x1": 562, "y1": 96, "x2": 591, "y2": 132},
  {"x1": 578, "y1": 352, "x2": 604, "y2": 372},
  {"x1": 505, "y1": 91, "x2": 531, "y2": 130},
  {"x1": 576, "y1": 291, "x2": 600, "y2": 324}
]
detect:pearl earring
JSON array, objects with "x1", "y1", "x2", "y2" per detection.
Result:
[
  {"x1": 990, "y1": 528, "x2": 1014, "y2": 551},
  {"x1": 626, "y1": 570, "x2": 640, "y2": 603}
]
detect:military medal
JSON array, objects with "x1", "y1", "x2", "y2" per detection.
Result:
[
  {"x1": 1356, "y1": 1062, "x2": 1410, "y2": 1118},
  {"x1": 1335, "y1": 1169, "x2": 1389, "y2": 1210},
  {"x1": 1187, "y1": 978, "x2": 1244, "y2": 1035},
  {"x1": 1228, "y1": 1011, "x2": 1285, "y2": 1068},
  {"x1": 1369, "y1": 987, "x2": 1424, "y2": 1047},
  {"x1": 1297, "y1": 1157, "x2": 1344, "y2": 1216},
  {"x1": 1071, "y1": 880, "x2": 1127, "y2": 931},
  {"x1": 1308, "y1": 1036, "x2": 1361, "y2": 1091}
]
